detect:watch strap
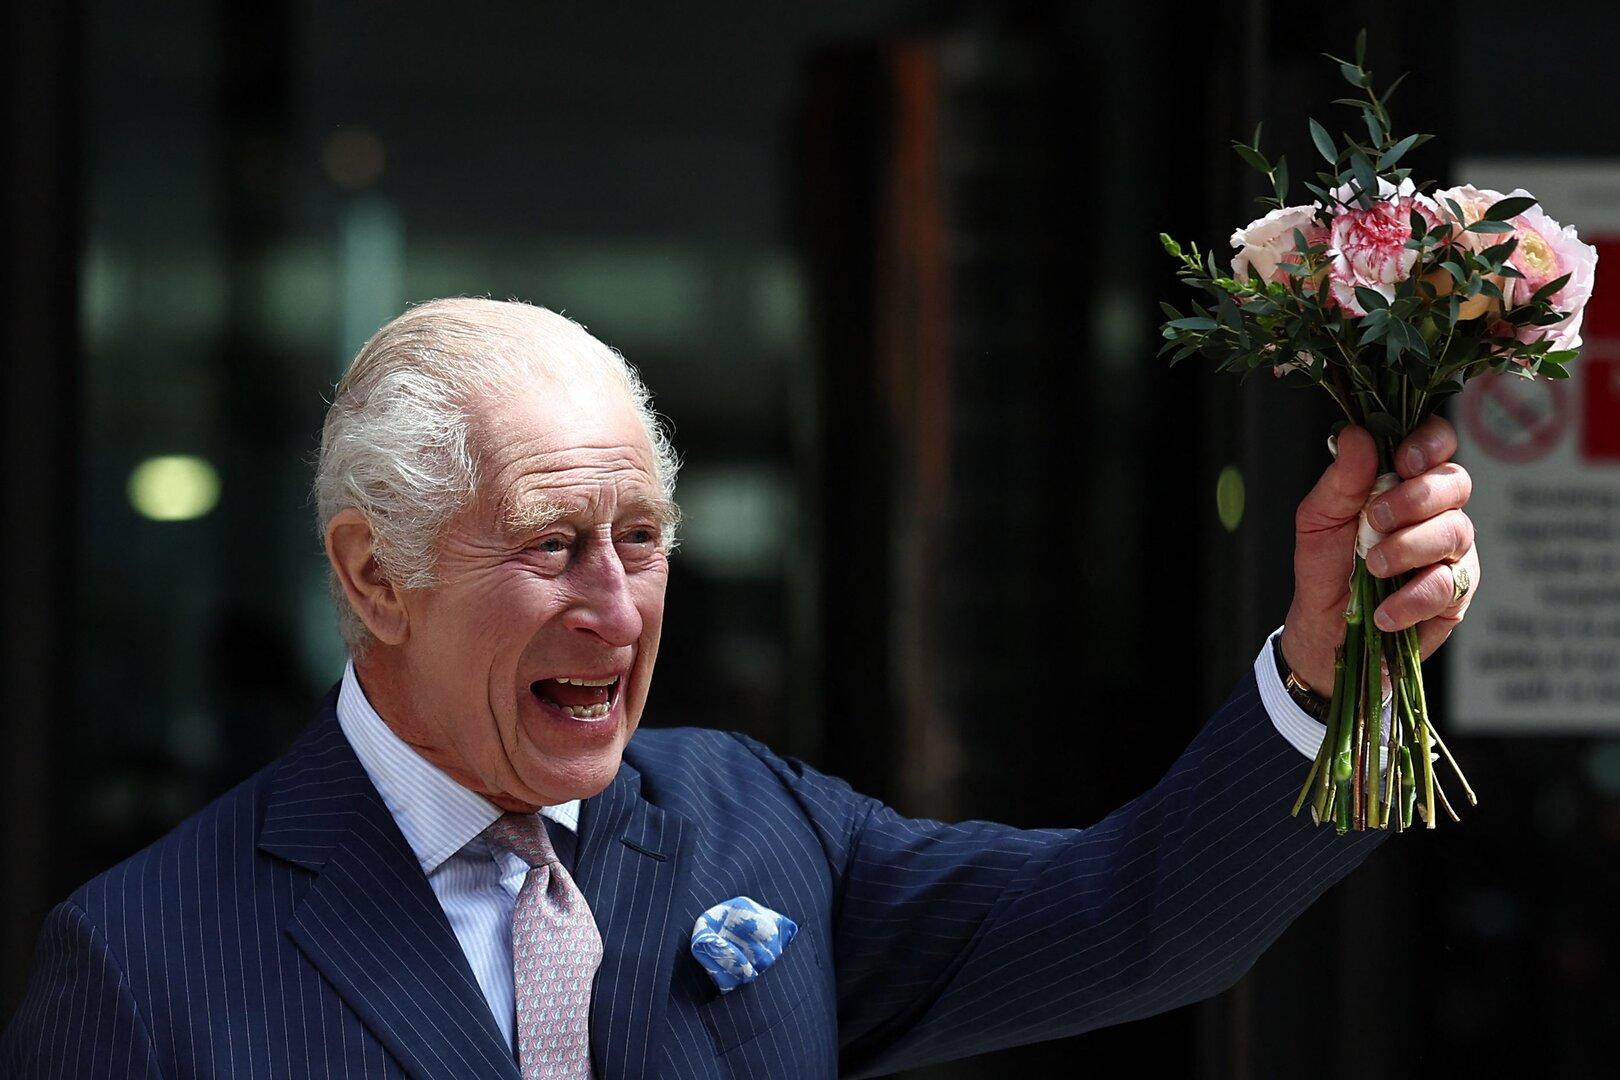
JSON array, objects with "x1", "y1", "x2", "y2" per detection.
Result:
[{"x1": 1272, "y1": 637, "x2": 1332, "y2": 723}]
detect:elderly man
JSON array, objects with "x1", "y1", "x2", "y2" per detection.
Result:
[{"x1": 2, "y1": 298, "x2": 1480, "y2": 1078}]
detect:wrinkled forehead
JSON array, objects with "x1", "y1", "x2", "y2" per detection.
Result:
[
  {"x1": 466, "y1": 376, "x2": 668, "y2": 527},
  {"x1": 468, "y1": 362, "x2": 646, "y2": 458}
]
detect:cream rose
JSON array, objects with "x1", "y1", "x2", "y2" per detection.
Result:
[{"x1": 1230, "y1": 205, "x2": 1327, "y2": 287}]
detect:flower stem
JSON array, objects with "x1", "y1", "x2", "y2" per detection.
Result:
[{"x1": 1362, "y1": 570, "x2": 1384, "y2": 829}]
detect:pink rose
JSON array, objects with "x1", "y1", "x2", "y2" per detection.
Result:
[
  {"x1": 1433, "y1": 184, "x2": 1511, "y2": 255},
  {"x1": 1506, "y1": 205, "x2": 1597, "y2": 352},
  {"x1": 1230, "y1": 205, "x2": 1327, "y2": 287},
  {"x1": 1326, "y1": 195, "x2": 1441, "y2": 316}
]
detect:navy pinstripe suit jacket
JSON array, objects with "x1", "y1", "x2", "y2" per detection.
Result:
[{"x1": 2, "y1": 669, "x2": 1386, "y2": 1078}]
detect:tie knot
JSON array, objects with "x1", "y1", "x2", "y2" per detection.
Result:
[{"x1": 482, "y1": 812, "x2": 561, "y2": 870}]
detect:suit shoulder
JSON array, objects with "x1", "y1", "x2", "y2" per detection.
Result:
[
  {"x1": 623, "y1": 725, "x2": 803, "y2": 787},
  {"x1": 625, "y1": 726, "x2": 872, "y2": 842},
  {"x1": 620, "y1": 725, "x2": 751, "y2": 795}
]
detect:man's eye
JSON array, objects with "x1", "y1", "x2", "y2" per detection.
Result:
[{"x1": 535, "y1": 536, "x2": 569, "y2": 555}]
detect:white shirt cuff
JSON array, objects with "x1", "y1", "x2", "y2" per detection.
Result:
[{"x1": 1254, "y1": 625, "x2": 1395, "y2": 769}]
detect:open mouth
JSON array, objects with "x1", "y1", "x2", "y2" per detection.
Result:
[{"x1": 530, "y1": 674, "x2": 622, "y2": 721}]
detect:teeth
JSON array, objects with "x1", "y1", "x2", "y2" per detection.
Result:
[
  {"x1": 554, "y1": 676, "x2": 619, "y2": 686},
  {"x1": 559, "y1": 702, "x2": 611, "y2": 719}
]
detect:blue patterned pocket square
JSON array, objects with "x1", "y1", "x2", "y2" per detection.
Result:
[{"x1": 690, "y1": 896, "x2": 798, "y2": 994}]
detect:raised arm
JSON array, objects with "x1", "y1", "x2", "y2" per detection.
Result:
[{"x1": 742, "y1": 667, "x2": 1388, "y2": 1077}]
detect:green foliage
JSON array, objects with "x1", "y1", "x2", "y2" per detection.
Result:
[{"x1": 1156, "y1": 32, "x2": 1581, "y2": 448}]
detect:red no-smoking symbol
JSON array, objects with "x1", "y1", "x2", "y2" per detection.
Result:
[{"x1": 1462, "y1": 372, "x2": 1569, "y2": 464}]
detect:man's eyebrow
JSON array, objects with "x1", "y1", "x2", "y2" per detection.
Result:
[
  {"x1": 621, "y1": 492, "x2": 683, "y2": 531},
  {"x1": 498, "y1": 494, "x2": 574, "y2": 536},
  {"x1": 497, "y1": 490, "x2": 682, "y2": 535}
]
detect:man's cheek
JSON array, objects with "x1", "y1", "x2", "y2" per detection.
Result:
[{"x1": 461, "y1": 574, "x2": 551, "y2": 642}]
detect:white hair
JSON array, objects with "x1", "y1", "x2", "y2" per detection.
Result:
[{"x1": 314, "y1": 297, "x2": 682, "y2": 654}]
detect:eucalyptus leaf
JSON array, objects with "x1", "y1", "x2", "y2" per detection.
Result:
[
  {"x1": 1364, "y1": 108, "x2": 1385, "y2": 146},
  {"x1": 1353, "y1": 286, "x2": 1391, "y2": 312},
  {"x1": 1309, "y1": 118, "x2": 1337, "y2": 164},
  {"x1": 1350, "y1": 151, "x2": 1378, "y2": 205},
  {"x1": 1233, "y1": 143, "x2": 1271, "y2": 174},
  {"x1": 1380, "y1": 133, "x2": 1420, "y2": 171},
  {"x1": 1402, "y1": 321, "x2": 1430, "y2": 360},
  {"x1": 1532, "y1": 272, "x2": 1573, "y2": 304},
  {"x1": 1484, "y1": 195, "x2": 1537, "y2": 221}
]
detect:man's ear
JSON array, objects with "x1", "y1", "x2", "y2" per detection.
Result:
[{"x1": 325, "y1": 509, "x2": 409, "y2": 645}]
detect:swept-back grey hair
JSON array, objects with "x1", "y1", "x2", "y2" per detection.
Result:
[{"x1": 314, "y1": 297, "x2": 681, "y2": 653}]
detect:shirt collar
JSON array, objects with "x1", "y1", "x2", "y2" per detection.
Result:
[{"x1": 335, "y1": 660, "x2": 581, "y2": 876}]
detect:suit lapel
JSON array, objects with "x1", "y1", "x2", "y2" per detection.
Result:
[
  {"x1": 258, "y1": 707, "x2": 520, "y2": 1080},
  {"x1": 573, "y1": 759, "x2": 695, "y2": 1080}
]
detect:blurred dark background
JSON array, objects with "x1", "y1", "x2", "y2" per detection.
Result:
[{"x1": 4, "y1": 0, "x2": 1618, "y2": 1075}]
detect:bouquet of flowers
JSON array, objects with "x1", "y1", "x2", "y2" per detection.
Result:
[{"x1": 1157, "y1": 34, "x2": 1596, "y2": 833}]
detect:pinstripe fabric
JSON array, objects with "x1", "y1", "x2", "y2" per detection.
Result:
[
  {"x1": 2, "y1": 663, "x2": 1386, "y2": 1078},
  {"x1": 335, "y1": 660, "x2": 582, "y2": 1051}
]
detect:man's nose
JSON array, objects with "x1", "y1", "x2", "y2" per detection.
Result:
[{"x1": 562, "y1": 538, "x2": 643, "y2": 647}]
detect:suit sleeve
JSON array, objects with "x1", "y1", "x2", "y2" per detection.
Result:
[
  {"x1": 0, "y1": 899, "x2": 164, "y2": 1078},
  {"x1": 739, "y1": 666, "x2": 1389, "y2": 1078}
]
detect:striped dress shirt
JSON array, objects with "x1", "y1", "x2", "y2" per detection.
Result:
[{"x1": 335, "y1": 661, "x2": 582, "y2": 1052}]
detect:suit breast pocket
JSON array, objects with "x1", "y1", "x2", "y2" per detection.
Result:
[{"x1": 696, "y1": 926, "x2": 827, "y2": 1055}]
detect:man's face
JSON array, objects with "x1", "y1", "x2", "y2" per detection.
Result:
[{"x1": 392, "y1": 373, "x2": 671, "y2": 809}]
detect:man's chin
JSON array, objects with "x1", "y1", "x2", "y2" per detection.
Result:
[{"x1": 514, "y1": 689, "x2": 629, "y2": 801}]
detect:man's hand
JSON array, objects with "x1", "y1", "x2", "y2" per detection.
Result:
[{"x1": 1280, "y1": 416, "x2": 1481, "y2": 694}]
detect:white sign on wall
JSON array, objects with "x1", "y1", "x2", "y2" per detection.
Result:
[{"x1": 1449, "y1": 160, "x2": 1620, "y2": 733}]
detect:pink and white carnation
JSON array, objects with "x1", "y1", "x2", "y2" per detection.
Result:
[
  {"x1": 1504, "y1": 203, "x2": 1598, "y2": 352},
  {"x1": 1325, "y1": 193, "x2": 1441, "y2": 316},
  {"x1": 1230, "y1": 205, "x2": 1328, "y2": 286}
]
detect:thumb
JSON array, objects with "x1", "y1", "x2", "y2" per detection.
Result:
[{"x1": 1298, "y1": 425, "x2": 1378, "y2": 530}]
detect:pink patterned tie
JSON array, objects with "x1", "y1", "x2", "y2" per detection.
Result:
[{"x1": 483, "y1": 813, "x2": 603, "y2": 1079}]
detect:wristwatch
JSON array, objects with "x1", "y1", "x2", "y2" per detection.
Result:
[{"x1": 1271, "y1": 637, "x2": 1332, "y2": 723}]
